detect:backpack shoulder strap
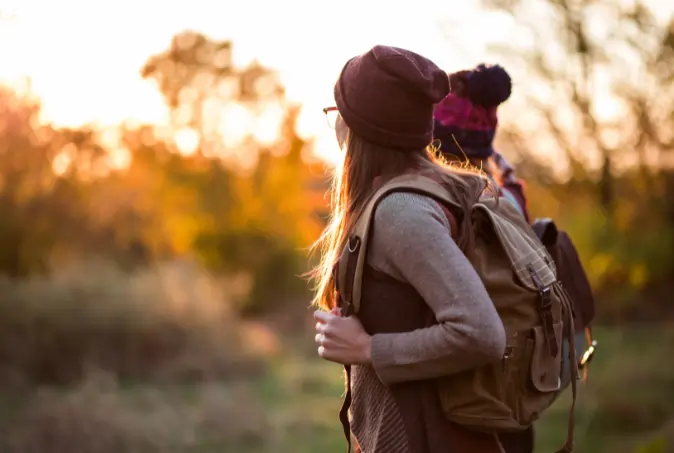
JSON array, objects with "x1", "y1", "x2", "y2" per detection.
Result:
[
  {"x1": 555, "y1": 230, "x2": 595, "y2": 327},
  {"x1": 335, "y1": 174, "x2": 460, "y2": 453},
  {"x1": 532, "y1": 217, "x2": 559, "y2": 247},
  {"x1": 336, "y1": 174, "x2": 461, "y2": 315}
]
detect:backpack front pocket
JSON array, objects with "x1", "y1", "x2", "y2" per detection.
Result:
[{"x1": 516, "y1": 321, "x2": 563, "y2": 424}]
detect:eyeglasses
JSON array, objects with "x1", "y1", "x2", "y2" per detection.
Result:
[{"x1": 323, "y1": 106, "x2": 339, "y2": 129}]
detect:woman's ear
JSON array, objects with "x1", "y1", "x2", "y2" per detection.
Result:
[{"x1": 335, "y1": 115, "x2": 347, "y2": 149}]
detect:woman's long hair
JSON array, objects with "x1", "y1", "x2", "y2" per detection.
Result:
[{"x1": 309, "y1": 121, "x2": 493, "y2": 311}]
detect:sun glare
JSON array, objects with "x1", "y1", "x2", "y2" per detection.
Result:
[
  {"x1": 313, "y1": 128, "x2": 343, "y2": 167},
  {"x1": 220, "y1": 103, "x2": 253, "y2": 148},
  {"x1": 252, "y1": 103, "x2": 284, "y2": 146},
  {"x1": 296, "y1": 103, "x2": 323, "y2": 141},
  {"x1": 295, "y1": 102, "x2": 342, "y2": 166},
  {"x1": 174, "y1": 128, "x2": 200, "y2": 156},
  {"x1": 52, "y1": 152, "x2": 71, "y2": 176},
  {"x1": 108, "y1": 148, "x2": 132, "y2": 170}
]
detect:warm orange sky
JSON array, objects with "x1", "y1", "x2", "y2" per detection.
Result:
[
  {"x1": 0, "y1": 0, "x2": 519, "y2": 164},
  {"x1": 0, "y1": 0, "x2": 672, "y2": 167}
]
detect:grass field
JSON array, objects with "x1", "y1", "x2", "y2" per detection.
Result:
[{"x1": 1, "y1": 324, "x2": 672, "y2": 453}]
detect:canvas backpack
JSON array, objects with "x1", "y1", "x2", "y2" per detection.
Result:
[
  {"x1": 335, "y1": 173, "x2": 580, "y2": 453},
  {"x1": 532, "y1": 219, "x2": 598, "y2": 384}
]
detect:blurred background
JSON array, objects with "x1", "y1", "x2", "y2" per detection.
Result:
[{"x1": 0, "y1": 0, "x2": 673, "y2": 452}]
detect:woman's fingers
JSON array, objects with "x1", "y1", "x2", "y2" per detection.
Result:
[
  {"x1": 315, "y1": 312, "x2": 341, "y2": 336},
  {"x1": 316, "y1": 323, "x2": 340, "y2": 338},
  {"x1": 315, "y1": 332, "x2": 336, "y2": 348},
  {"x1": 315, "y1": 321, "x2": 331, "y2": 336},
  {"x1": 313, "y1": 310, "x2": 370, "y2": 365},
  {"x1": 314, "y1": 308, "x2": 344, "y2": 323},
  {"x1": 318, "y1": 345, "x2": 337, "y2": 361},
  {"x1": 313, "y1": 310, "x2": 333, "y2": 323},
  {"x1": 315, "y1": 332, "x2": 330, "y2": 345},
  {"x1": 317, "y1": 344, "x2": 339, "y2": 362},
  {"x1": 316, "y1": 332, "x2": 339, "y2": 363}
]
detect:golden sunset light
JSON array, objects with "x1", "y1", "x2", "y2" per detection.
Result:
[
  {"x1": 0, "y1": 0, "x2": 526, "y2": 166},
  {"x1": 1, "y1": 1, "x2": 673, "y2": 451}
]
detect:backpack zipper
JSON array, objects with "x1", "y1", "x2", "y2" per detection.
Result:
[{"x1": 502, "y1": 345, "x2": 514, "y2": 372}]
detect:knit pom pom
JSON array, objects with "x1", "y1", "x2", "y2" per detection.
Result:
[{"x1": 466, "y1": 64, "x2": 512, "y2": 107}]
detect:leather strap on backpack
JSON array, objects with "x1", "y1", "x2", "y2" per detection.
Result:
[
  {"x1": 530, "y1": 265, "x2": 560, "y2": 358},
  {"x1": 339, "y1": 364, "x2": 354, "y2": 453},
  {"x1": 334, "y1": 249, "x2": 359, "y2": 453},
  {"x1": 556, "y1": 286, "x2": 579, "y2": 453},
  {"x1": 338, "y1": 174, "x2": 463, "y2": 316},
  {"x1": 333, "y1": 175, "x2": 461, "y2": 453}
]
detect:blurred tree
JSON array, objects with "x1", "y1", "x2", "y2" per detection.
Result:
[
  {"x1": 85, "y1": 126, "x2": 206, "y2": 264},
  {"x1": 141, "y1": 30, "x2": 284, "y2": 158},
  {"x1": 0, "y1": 88, "x2": 100, "y2": 275},
  {"x1": 470, "y1": 1, "x2": 674, "y2": 316},
  {"x1": 480, "y1": 0, "x2": 674, "y2": 216},
  {"x1": 0, "y1": 30, "x2": 328, "y2": 313},
  {"x1": 142, "y1": 31, "x2": 323, "y2": 313}
]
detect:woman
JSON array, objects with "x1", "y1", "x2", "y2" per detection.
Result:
[
  {"x1": 432, "y1": 64, "x2": 531, "y2": 222},
  {"x1": 310, "y1": 45, "x2": 509, "y2": 453}
]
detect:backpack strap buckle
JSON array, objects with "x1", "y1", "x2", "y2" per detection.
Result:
[
  {"x1": 335, "y1": 235, "x2": 361, "y2": 317},
  {"x1": 539, "y1": 286, "x2": 552, "y2": 309},
  {"x1": 347, "y1": 236, "x2": 361, "y2": 253}
]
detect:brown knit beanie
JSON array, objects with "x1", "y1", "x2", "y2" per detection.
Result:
[{"x1": 334, "y1": 45, "x2": 450, "y2": 150}]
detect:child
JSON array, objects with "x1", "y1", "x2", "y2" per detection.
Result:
[{"x1": 433, "y1": 64, "x2": 531, "y2": 223}]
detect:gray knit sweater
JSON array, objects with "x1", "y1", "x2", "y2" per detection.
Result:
[{"x1": 350, "y1": 191, "x2": 506, "y2": 453}]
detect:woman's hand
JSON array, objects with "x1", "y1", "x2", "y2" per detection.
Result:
[{"x1": 314, "y1": 309, "x2": 372, "y2": 365}]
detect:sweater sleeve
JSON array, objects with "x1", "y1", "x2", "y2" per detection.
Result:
[{"x1": 367, "y1": 192, "x2": 506, "y2": 385}]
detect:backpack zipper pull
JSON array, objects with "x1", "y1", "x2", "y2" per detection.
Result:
[{"x1": 502, "y1": 345, "x2": 514, "y2": 372}]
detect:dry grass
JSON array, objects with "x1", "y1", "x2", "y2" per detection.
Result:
[
  {"x1": 0, "y1": 371, "x2": 274, "y2": 453},
  {"x1": 0, "y1": 259, "x2": 276, "y2": 387},
  {"x1": 0, "y1": 259, "x2": 285, "y2": 452}
]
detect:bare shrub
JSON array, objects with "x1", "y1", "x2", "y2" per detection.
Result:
[
  {"x1": 0, "y1": 371, "x2": 274, "y2": 453},
  {"x1": 0, "y1": 259, "x2": 274, "y2": 386}
]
